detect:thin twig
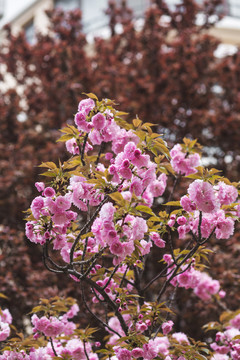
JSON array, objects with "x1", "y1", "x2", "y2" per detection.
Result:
[
  {"x1": 42, "y1": 245, "x2": 64, "y2": 274},
  {"x1": 80, "y1": 281, "x2": 121, "y2": 337},
  {"x1": 157, "y1": 243, "x2": 200, "y2": 302},
  {"x1": 73, "y1": 247, "x2": 106, "y2": 266},
  {"x1": 50, "y1": 337, "x2": 58, "y2": 357},
  {"x1": 68, "y1": 268, "x2": 128, "y2": 335},
  {"x1": 167, "y1": 229, "x2": 177, "y2": 265},
  {"x1": 152, "y1": 285, "x2": 178, "y2": 340},
  {"x1": 166, "y1": 175, "x2": 179, "y2": 214},
  {"x1": 198, "y1": 211, "x2": 203, "y2": 242},
  {"x1": 81, "y1": 133, "x2": 89, "y2": 166},
  {"x1": 43, "y1": 242, "x2": 67, "y2": 270},
  {"x1": 142, "y1": 264, "x2": 172, "y2": 293},
  {"x1": 102, "y1": 265, "x2": 119, "y2": 290},
  {"x1": 143, "y1": 239, "x2": 194, "y2": 293},
  {"x1": 199, "y1": 226, "x2": 217, "y2": 245},
  {"x1": 91, "y1": 287, "x2": 105, "y2": 303},
  {"x1": 83, "y1": 340, "x2": 90, "y2": 360},
  {"x1": 119, "y1": 266, "x2": 129, "y2": 288},
  {"x1": 95, "y1": 142, "x2": 105, "y2": 165},
  {"x1": 134, "y1": 266, "x2": 144, "y2": 306},
  {"x1": 69, "y1": 196, "x2": 109, "y2": 264},
  {"x1": 82, "y1": 256, "x2": 100, "y2": 278}
]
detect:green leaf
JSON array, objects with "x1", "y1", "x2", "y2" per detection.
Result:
[
  {"x1": 40, "y1": 171, "x2": 58, "y2": 177},
  {"x1": 0, "y1": 293, "x2": 8, "y2": 299},
  {"x1": 220, "y1": 311, "x2": 233, "y2": 323},
  {"x1": 164, "y1": 201, "x2": 181, "y2": 206},
  {"x1": 133, "y1": 118, "x2": 142, "y2": 128},
  {"x1": 109, "y1": 192, "x2": 125, "y2": 206},
  {"x1": 202, "y1": 321, "x2": 221, "y2": 331},
  {"x1": 52, "y1": 304, "x2": 68, "y2": 312},
  {"x1": 29, "y1": 305, "x2": 45, "y2": 314},
  {"x1": 159, "y1": 163, "x2": 175, "y2": 175},
  {"x1": 153, "y1": 141, "x2": 170, "y2": 158},
  {"x1": 148, "y1": 216, "x2": 161, "y2": 222},
  {"x1": 194, "y1": 355, "x2": 208, "y2": 360},
  {"x1": 57, "y1": 134, "x2": 74, "y2": 142},
  {"x1": 39, "y1": 162, "x2": 57, "y2": 169},
  {"x1": 59, "y1": 125, "x2": 78, "y2": 135},
  {"x1": 185, "y1": 174, "x2": 200, "y2": 180},
  {"x1": 82, "y1": 92, "x2": 98, "y2": 100},
  {"x1": 115, "y1": 111, "x2": 129, "y2": 116},
  {"x1": 135, "y1": 205, "x2": 155, "y2": 216}
]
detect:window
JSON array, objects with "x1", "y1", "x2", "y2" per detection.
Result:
[
  {"x1": 54, "y1": 0, "x2": 81, "y2": 11},
  {"x1": 0, "y1": 0, "x2": 4, "y2": 20},
  {"x1": 165, "y1": 0, "x2": 240, "y2": 18},
  {"x1": 124, "y1": 0, "x2": 150, "y2": 17},
  {"x1": 227, "y1": 0, "x2": 240, "y2": 18},
  {"x1": 82, "y1": 0, "x2": 150, "y2": 33},
  {"x1": 23, "y1": 19, "x2": 35, "y2": 44}
]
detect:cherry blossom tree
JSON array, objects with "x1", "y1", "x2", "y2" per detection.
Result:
[
  {"x1": 1, "y1": 94, "x2": 239, "y2": 360},
  {"x1": 1, "y1": 0, "x2": 240, "y2": 344}
]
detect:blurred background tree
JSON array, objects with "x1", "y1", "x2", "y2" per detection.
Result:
[{"x1": 0, "y1": 0, "x2": 239, "y2": 339}]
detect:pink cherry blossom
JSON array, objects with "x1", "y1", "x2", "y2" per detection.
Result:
[
  {"x1": 162, "y1": 320, "x2": 174, "y2": 335},
  {"x1": 129, "y1": 178, "x2": 143, "y2": 196},
  {"x1": 131, "y1": 348, "x2": 144, "y2": 358},
  {"x1": 55, "y1": 195, "x2": 72, "y2": 211},
  {"x1": 172, "y1": 332, "x2": 190, "y2": 344},
  {"x1": 216, "y1": 181, "x2": 238, "y2": 205},
  {"x1": 0, "y1": 322, "x2": 10, "y2": 341},
  {"x1": 78, "y1": 98, "x2": 95, "y2": 114},
  {"x1": 43, "y1": 187, "x2": 56, "y2": 198},
  {"x1": 188, "y1": 180, "x2": 220, "y2": 213},
  {"x1": 92, "y1": 112, "x2": 106, "y2": 130},
  {"x1": 30, "y1": 196, "x2": 44, "y2": 219},
  {"x1": 180, "y1": 195, "x2": 196, "y2": 212},
  {"x1": 35, "y1": 182, "x2": 45, "y2": 192},
  {"x1": 66, "y1": 138, "x2": 80, "y2": 155},
  {"x1": 170, "y1": 144, "x2": 201, "y2": 175},
  {"x1": 110, "y1": 241, "x2": 124, "y2": 256}
]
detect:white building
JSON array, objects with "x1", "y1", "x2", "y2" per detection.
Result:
[
  {"x1": 0, "y1": 0, "x2": 150, "y2": 42},
  {"x1": 0, "y1": 0, "x2": 240, "y2": 50}
]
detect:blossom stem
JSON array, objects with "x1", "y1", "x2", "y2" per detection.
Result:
[
  {"x1": 80, "y1": 280, "x2": 122, "y2": 337},
  {"x1": 81, "y1": 133, "x2": 88, "y2": 166},
  {"x1": 49, "y1": 337, "x2": 57, "y2": 357},
  {"x1": 69, "y1": 196, "x2": 109, "y2": 264},
  {"x1": 83, "y1": 340, "x2": 90, "y2": 360}
]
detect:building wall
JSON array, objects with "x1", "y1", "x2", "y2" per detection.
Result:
[
  {"x1": 1, "y1": 0, "x2": 240, "y2": 46},
  {"x1": 210, "y1": 26, "x2": 240, "y2": 46},
  {"x1": 9, "y1": 0, "x2": 53, "y2": 36}
]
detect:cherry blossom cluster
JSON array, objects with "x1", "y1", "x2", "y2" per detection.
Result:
[
  {"x1": 108, "y1": 316, "x2": 192, "y2": 360},
  {"x1": 167, "y1": 180, "x2": 239, "y2": 241},
  {"x1": 31, "y1": 303, "x2": 79, "y2": 338},
  {"x1": 92, "y1": 264, "x2": 133, "y2": 304},
  {"x1": 210, "y1": 313, "x2": 240, "y2": 360},
  {"x1": 0, "y1": 307, "x2": 12, "y2": 342},
  {"x1": 25, "y1": 97, "x2": 169, "y2": 266},
  {"x1": 91, "y1": 202, "x2": 148, "y2": 265},
  {"x1": 0, "y1": 301, "x2": 98, "y2": 360},
  {"x1": 0, "y1": 334, "x2": 98, "y2": 360},
  {"x1": 26, "y1": 176, "x2": 104, "y2": 245},
  {"x1": 170, "y1": 143, "x2": 201, "y2": 176},
  {"x1": 164, "y1": 254, "x2": 223, "y2": 301},
  {"x1": 105, "y1": 310, "x2": 192, "y2": 360}
]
